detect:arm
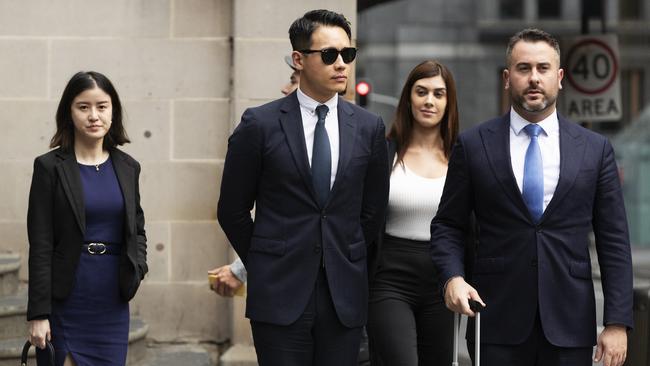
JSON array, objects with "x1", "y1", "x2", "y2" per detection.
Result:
[
  {"x1": 360, "y1": 117, "x2": 389, "y2": 246},
  {"x1": 217, "y1": 110, "x2": 262, "y2": 264},
  {"x1": 26, "y1": 157, "x2": 54, "y2": 320},
  {"x1": 134, "y1": 161, "x2": 148, "y2": 278},
  {"x1": 592, "y1": 140, "x2": 633, "y2": 366},
  {"x1": 430, "y1": 138, "x2": 484, "y2": 315}
]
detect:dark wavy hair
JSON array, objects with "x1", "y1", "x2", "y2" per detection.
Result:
[
  {"x1": 50, "y1": 71, "x2": 130, "y2": 151},
  {"x1": 289, "y1": 9, "x2": 352, "y2": 51},
  {"x1": 388, "y1": 60, "x2": 459, "y2": 167}
]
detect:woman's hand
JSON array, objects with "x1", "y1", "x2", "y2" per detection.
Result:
[{"x1": 29, "y1": 319, "x2": 51, "y2": 349}]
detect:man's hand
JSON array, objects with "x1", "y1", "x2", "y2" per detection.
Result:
[
  {"x1": 444, "y1": 276, "x2": 486, "y2": 316},
  {"x1": 29, "y1": 319, "x2": 51, "y2": 349},
  {"x1": 594, "y1": 325, "x2": 627, "y2": 366},
  {"x1": 208, "y1": 265, "x2": 244, "y2": 297}
]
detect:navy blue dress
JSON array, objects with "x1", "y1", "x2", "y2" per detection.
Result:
[{"x1": 39, "y1": 157, "x2": 129, "y2": 366}]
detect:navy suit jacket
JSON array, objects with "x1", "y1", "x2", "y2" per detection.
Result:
[
  {"x1": 430, "y1": 113, "x2": 633, "y2": 347},
  {"x1": 217, "y1": 92, "x2": 389, "y2": 327}
]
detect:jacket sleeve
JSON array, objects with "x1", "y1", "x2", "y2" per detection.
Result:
[
  {"x1": 217, "y1": 109, "x2": 262, "y2": 264},
  {"x1": 430, "y1": 136, "x2": 474, "y2": 290},
  {"x1": 26, "y1": 157, "x2": 55, "y2": 320},
  {"x1": 134, "y1": 160, "x2": 148, "y2": 279},
  {"x1": 360, "y1": 116, "x2": 389, "y2": 247},
  {"x1": 592, "y1": 139, "x2": 634, "y2": 329}
]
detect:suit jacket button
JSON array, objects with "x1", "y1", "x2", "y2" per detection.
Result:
[
  {"x1": 314, "y1": 247, "x2": 321, "y2": 253},
  {"x1": 531, "y1": 259, "x2": 538, "y2": 267}
]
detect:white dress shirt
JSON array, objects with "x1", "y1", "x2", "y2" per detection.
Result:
[
  {"x1": 509, "y1": 107, "x2": 560, "y2": 211},
  {"x1": 297, "y1": 88, "x2": 340, "y2": 189}
]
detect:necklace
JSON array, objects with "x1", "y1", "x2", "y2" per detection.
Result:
[{"x1": 95, "y1": 164, "x2": 100, "y2": 172}]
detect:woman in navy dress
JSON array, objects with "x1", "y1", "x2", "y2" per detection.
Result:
[{"x1": 26, "y1": 71, "x2": 148, "y2": 366}]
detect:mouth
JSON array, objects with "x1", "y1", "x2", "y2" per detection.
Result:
[
  {"x1": 526, "y1": 89, "x2": 543, "y2": 98},
  {"x1": 420, "y1": 109, "x2": 436, "y2": 117},
  {"x1": 332, "y1": 75, "x2": 347, "y2": 82}
]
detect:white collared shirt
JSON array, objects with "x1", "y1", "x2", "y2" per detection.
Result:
[
  {"x1": 296, "y1": 88, "x2": 340, "y2": 189},
  {"x1": 509, "y1": 107, "x2": 560, "y2": 211}
]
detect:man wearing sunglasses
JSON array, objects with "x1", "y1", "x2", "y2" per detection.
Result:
[{"x1": 217, "y1": 9, "x2": 388, "y2": 366}]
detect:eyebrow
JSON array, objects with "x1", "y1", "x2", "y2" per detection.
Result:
[{"x1": 414, "y1": 85, "x2": 446, "y2": 91}]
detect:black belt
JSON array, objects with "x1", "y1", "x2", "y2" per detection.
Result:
[{"x1": 82, "y1": 242, "x2": 120, "y2": 255}]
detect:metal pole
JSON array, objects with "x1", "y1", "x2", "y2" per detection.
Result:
[
  {"x1": 475, "y1": 312, "x2": 481, "y2": 366},
  {"x1": 452, "y1": 313, "x2": 459, "y2": 366}
]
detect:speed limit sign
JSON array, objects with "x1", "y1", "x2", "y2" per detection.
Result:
[{"x1": 562, "y1": 35, "x2": 622, "y2": 122}]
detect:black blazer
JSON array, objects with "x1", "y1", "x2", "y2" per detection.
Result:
[
  {"x1": 26, "y1": 148, "x2": 148, "y2": 320},
  {"x1": 218, "y1": 92, "x2": 389, "y2": 327}
]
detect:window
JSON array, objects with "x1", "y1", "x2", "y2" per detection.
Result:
[
  {"x1": 538, "y1": 0, "x2": 561, "y2": 18},
  {"x1": 620, "y1": 0, "x2": 643, "y2": 20},
  {"x1": 499, "y1": 0, "x2": 523, "y2": 19}
]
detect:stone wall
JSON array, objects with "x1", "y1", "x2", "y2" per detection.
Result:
[{"x1": 0, "y1": 0, "x2": 356, "y2": 345}]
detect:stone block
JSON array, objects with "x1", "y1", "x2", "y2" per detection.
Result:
[
  {"x1": 0, "y1": 41, "x2": 47, "y2": 98},
  {"x1": 233, "y1": 0, "x2": 356, "y2": 38},
  {"x1": 173, "y1": 0, "x2": 232, "y2": 38},
  {"x1": 0, "y1": 161, "x2": 34, "y2": 222},
  {"x1": 139, "y1": 161, "x2": 222, "y2": 221},
  {"x1": 220, "y1": 344, "x2": 258, "y2": 366},
  {"x1": 172, "y1": 100, "x2": 230, "y2": 160},
  {"x1": 170, "y1": 221, "x2": 229, "y2": 282},
  {"x1": 0, "y1": 0, "x2": 170, "y2": 37},
  {"x1": 0, "y1": 222, "x2": 29, "y2": 281},
  {"x1": 0, "y1": 101, "x2": 57, "y2": 160},
  {"x1": 233, "y1": 40, "x2": 294, "y2": 100},
  {"x1": 130, "y1": 282, "x2": 229, "y2": 342},
  {"x1": 50, "y1": 39, "x2": 230, "y2": 99},
  {"x1": 120, "y1": 100, "x2": 171, "y2": 162},
  {"x1": 140, "y1": 221, "x2": 171, "y2": 282}
]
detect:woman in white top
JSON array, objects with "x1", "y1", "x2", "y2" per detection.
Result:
[{"x1": 367, "y1": 60, "x2": 459, "y2": 365}]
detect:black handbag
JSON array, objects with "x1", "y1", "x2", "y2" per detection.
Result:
[{"x1": 21, "y1": 340, "x2": 55, "y2": 366}]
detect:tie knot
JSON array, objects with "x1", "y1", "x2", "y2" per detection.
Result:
[
  {"x1": 316, "y1": 105, "x2": 329, "y2": 122},
  {"x1": 524, "y1": 123, "x2": 543, "y2": 138}
]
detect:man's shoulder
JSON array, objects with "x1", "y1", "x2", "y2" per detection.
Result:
[
  {"x1": 459, "y1": 114, "x2": 507, "y2": 140},
  {"x1": 558, "y1": 114, "x2": 608, "y2": 143}
]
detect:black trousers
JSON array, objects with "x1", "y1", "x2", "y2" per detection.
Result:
[
  {"x1": 367, "y1": 235, "x2": 454, "y2": 366},
  {"x1": 251, "y1": 267, "x2": 362, "y2": 366},
  {"x1": 468, "y1": 311, "x2": 593, "y2": 366}
]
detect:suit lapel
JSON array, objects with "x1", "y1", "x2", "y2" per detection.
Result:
[
  {"x1": 111, "y1": 149, "x2": 135, "y2": 235},
  {"x1": 329, "y1": 100, "x2": 356, "y2": 202},
  {"x1": 541, "y1": 115, "x2": 585, "y2": 221},
  {"x1": 279, "y1": 93, "x2": 319, "y2": 206},
  {"x1": 481, "y1": 115, "x2": 530, "y2": 217},
  {"x1": 55, "y1": 149, "x2": 85, "y2": 234}
]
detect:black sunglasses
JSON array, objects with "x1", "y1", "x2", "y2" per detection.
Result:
[{"x1": 300, "y1": 47, "x2": 357, "y2": 65}]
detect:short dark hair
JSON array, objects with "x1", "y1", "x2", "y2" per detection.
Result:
[
  {"x1": 388, "y1": 60, "x2": 459, "y2": 162},
  {"x1": 506, "y1": 28, "x2": 560, "y2": 67},
  {"x1": 289, "y1": 9, "x2": 352, "y2": 51},
  {"x1": 50, "y1": 71, "x2": 130, "y2": 151}
]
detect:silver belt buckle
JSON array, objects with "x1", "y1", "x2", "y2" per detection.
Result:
[{"x1": 87, "y1": 242, "x2": 107, "y2": 255}]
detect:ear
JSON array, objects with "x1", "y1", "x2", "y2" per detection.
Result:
[
  {"x1": 557, "y1": 68, "x2": 564, "y2": 90},
  {"x1": 502, "y1": 69, "x2": 510, "y2": 90},
  {"x1": 292, "y1": 50, "x2": 304, "y2": 71}
]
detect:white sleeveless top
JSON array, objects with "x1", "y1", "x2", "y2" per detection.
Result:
[{"x1": 384, "y1": 163, "x2": 446, "y2": 241}]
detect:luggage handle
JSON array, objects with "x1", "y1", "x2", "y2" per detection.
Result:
[
  {"x1": 452, "y1": 300, "x2": 485, "y2": 366},
  {"x1": 21, "y1": 340, "x2": 55, "y2": 366}
]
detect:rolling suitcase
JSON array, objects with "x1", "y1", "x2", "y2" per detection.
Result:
[{"x1": 452, "y1": 300, "x2": 484, "y2": 366}]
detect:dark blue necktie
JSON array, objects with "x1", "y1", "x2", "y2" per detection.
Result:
[
  {"x1": 312, "y1": 105, "x2": 331, "y2": 207},
  {"x1": 522, "y1": 123, "x2": 544, "y2": 222}
]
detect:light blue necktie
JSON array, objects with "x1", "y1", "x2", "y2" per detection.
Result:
[
  {"x1": 522, "y1": 124, "x2": 544, "y2": 222},
  {"x1": 312, "y1": 105, "x2": 331, "y2": 207}
]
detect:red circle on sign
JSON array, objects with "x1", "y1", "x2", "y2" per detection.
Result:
[{"x1": 565, "y1": 38, "x2": 618, "y2": 95}]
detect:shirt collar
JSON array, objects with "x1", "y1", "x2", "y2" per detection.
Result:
[
  {"x1": 509, "y1": 107, "x2": 559, "y2": 136},
  {"x1": 297, "y1": 88, "x2": 338, "y2": 116}
]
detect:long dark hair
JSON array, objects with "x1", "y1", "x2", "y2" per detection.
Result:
[
  {"x1": 387, "y1": 60, "x2": 459, "y2": 167},
  {"x1": 50, "y1": 71, "x2": 130, "y2": 151}
]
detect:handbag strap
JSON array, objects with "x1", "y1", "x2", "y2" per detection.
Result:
[{"x1": 21, "y1": 340, "x2": 55, "y2": 366}]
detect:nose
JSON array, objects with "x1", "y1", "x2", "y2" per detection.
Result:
[
  {"x1": 333, "y1": 53, "x2": 346, "y2": 70},
  {"x1": 530, "y1": 69, "x2": 541, "y2": 84},
  {"x1": 424, "y1": 92, "x2": 434, "y2": 106},
  {"x1": 89, "y1": 107, "x2": 99, "y2": 120}
]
